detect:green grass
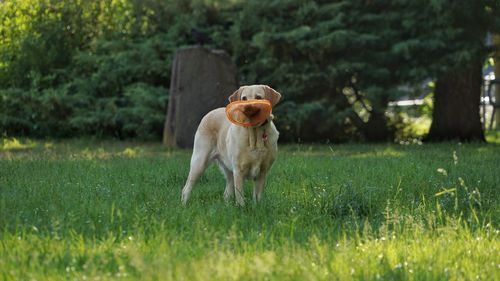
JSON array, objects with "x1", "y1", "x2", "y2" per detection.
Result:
[{"x1": 1, "y1": 138, "x2": 499, "y2": 280}]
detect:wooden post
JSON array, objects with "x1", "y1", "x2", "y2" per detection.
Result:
[{"x1": 163, "y1": 46, "x2": 238, "y2": 148}]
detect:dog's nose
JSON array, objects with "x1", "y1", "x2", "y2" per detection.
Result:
[{"x1": 243, "y1": 105, "x2": 261, "y2": 117}]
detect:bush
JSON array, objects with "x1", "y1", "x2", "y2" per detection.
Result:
[
  {"x1": 0, "y1": 87, "x2": 72, "y2": 137},
  {"x1": 0, "y1": 1, "x2": 181, "y2": 139},
  {"x1": 1, "y1": 35, "x2": 171, "y2": 139},
  {"x1": 63, "y1": 35, "x2": 172, "y2": 139}
]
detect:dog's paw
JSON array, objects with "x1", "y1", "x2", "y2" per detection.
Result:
[
  {"x1": 236, "y1": 197, "x2": 245, "y2": 207},
  {"x1": 224, "y1": 188, "x2": 235, "y2": 201},
  {"x1": 181, "y1": 193, "x2": 189, "y2": 206}
]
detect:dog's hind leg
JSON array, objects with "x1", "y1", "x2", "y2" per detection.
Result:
[{"x1": 181, "y1": 132, "x2": 213, "y2": 205}]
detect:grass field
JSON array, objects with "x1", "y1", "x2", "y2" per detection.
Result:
[{"x1": 1, "y1": 138, "x2": 499, "y2": 280}]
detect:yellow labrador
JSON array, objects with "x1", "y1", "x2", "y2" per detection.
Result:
[{"x1": 181, "y1": 85, "x2": 281, "y2": 206}]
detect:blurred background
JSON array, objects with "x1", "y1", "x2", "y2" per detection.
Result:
[{"x1": 0, "y1": 0, "x2": 499, "y2": 143}]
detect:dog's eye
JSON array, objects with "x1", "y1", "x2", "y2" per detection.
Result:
[
  {"x1": 255, "y1": 96, "x2": 262, "y2": 100},
  {"x1": 242, "y1": 96, "x2": 247, "y2": 100}
]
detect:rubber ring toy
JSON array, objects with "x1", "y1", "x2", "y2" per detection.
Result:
[{"x1": 225, "y1": 100, "x2": 272, "y2": 127}]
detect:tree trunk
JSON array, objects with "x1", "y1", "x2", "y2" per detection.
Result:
[
  {"x1": 494, "y1": 35, "x2": 500, "y2": 129},
  {"x1": 362, "y1": 110, "x2": 390, "y2": 142},
  {"x1": 343, "y1": 96, "x2": 391, "y2": 142},
  {"x1": 426, "y1": 63, "x2": 485, "y2": 142}
]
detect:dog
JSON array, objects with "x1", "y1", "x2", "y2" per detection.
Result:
[{"x1": 181, "y1": 85, "x2": 281, "y2": 206}]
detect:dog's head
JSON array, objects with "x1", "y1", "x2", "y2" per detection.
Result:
[{"x1": 228, "y1": 85, "x2": 281, "y2": 107}]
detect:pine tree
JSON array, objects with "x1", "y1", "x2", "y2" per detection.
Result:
[
  {"x1": 424, "y1": 1, "x2": 497, "y2": 141},
  {"x1": 228, "y1": 0, "x2": 499, "y2": 142}
]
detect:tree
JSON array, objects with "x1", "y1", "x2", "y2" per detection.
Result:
[
  {"x1": 225, "y1": 0, "x2": 500, "y2": 142},
  {"x1": 226, "y1": 1, "x2": 414, "y2": 142},
  {"x1": 425, "y1": 1, "x2": 498, "y2": 142},
  {"x1": 495, "y1": 35, "x2": 500, "y2": 129}
]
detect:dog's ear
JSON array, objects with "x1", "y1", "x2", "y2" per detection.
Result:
[
  {"x1": 228, "y1": 86, "x2": 244, "y2": 103},
  {"x1": 263, "y1": 85, "x2": 281, "y2": 107}
]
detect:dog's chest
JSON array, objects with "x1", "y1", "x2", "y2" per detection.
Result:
[
  {"x1": 224, "y1": 123, "x2": 278, "y2": 178},
  {"x1": 242, "y1": 148, "x2": 274, "y2": 179}
]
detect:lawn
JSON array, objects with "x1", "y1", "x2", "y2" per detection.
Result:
[{"x1": 0, "y1": 138, "x2": 499, "y2": 280}]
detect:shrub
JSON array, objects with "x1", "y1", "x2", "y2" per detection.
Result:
[{"x1": 0, "y1": 87, "x2": 72, "y2": 137}]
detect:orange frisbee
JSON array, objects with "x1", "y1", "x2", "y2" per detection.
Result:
[{"x1": 225, "y1": 100, "x2": 272, "y2": 127}]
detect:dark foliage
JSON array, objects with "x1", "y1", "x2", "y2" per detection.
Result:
[{"x1": 1, "y1": 0, "x2": 498, "y2": 141}]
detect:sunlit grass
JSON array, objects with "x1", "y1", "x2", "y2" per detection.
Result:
[
  {"x1": 486, "y1": 130, "x2": 500, "y2": 144},
  {"x1": 1, "y1": 139, "x2": 499, "y2": 280},
  {"x1": 1, "y1": 137, "x2": 37, "y2": 150},
  {"x1": 0, "y1": 138, "x2": 177, "y2": 160}
]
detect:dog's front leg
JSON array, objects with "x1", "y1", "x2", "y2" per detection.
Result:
[
  {"x1": 223, "y1": 170, "x2": 235, "y2": 202},
  {"x1": 234, "y1": 170, "x2": 245, "y2": 206},
  {"x1": 253, "y1": 172, "x2": 266, "y2": 202},
  {"x1": 248, "y1": 128, "x2": 256, "y2": 149}
]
